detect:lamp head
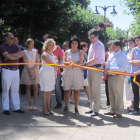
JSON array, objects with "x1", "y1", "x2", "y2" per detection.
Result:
[
  {"x1": 111, "y1": 6, "x2": 117, "y2": 17},
  {"x1": 93, "y1": 6, "x2": 100, "y2": 15}
]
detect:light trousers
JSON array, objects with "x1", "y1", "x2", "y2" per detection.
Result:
[
  {"x1": 108, "y1": 75, "x2": 124, "y2": 115},
  {"x1": 88, "y1": 69, "x2": 102, "y2": 113},
  {"x1": 2, "y1": 68, "x2": 20, "y2": 111}
]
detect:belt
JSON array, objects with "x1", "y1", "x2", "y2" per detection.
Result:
[
  {"x1": 108, "y1": 75, "x2": 117, "y2": 76},
  {"x1": 2, "y1": 66, "x2": 18, "y2": 71},
  {"x1": 90, "y1": 64, "x2": 102, "y2": 68}
]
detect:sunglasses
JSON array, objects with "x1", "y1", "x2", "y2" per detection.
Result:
[{"x1": 10, "y1": 38, "x2": 14, "y2": 40}]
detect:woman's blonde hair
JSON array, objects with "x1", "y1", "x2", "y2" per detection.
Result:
[
  {"x1": 43, "y1": 39, "x2": 56, "y2": 51},
  {"x1": 25, "y1": 38, "x2": 34, "y2": 48}
]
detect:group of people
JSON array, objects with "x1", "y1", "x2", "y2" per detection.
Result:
[{"x1": 0, "y1": 29, "x2": 140, "y2": 118}]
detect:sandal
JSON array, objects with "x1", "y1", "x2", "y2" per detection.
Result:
[
  {"x1": 33, "y1": 106, "x2": 38, "y2": 111},
  {"x1": 49, "y1": 111, "x2": 54, "y2": 115},
  {"x1": 75, "y1": 108, "x2": 79, "y2": 116},
  {"x1": 28, "y1": 106, "x2": 33, "y2": 111},
  {"x1": 62, "y1": 107, "x2": 68, "y2": 114}
]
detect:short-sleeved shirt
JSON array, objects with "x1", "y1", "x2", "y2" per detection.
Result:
[
  {"x1": 87, "y1": 40, "x2": 105, "y2": 66},
  {"x1": 131, "y1": 46, "x2": 140, "y2": 73},
  {"x1": 0, "y1": 43, "x2": 21, "y2": 69},
  {"x1": 52, "y1": 45, "x2": 63, "y2": 74}
]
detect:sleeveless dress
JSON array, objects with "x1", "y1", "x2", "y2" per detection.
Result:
[
  {"x1": 20, "y1": 49, "x2": 39, "y2": 85},
  {"x1": 39, "y1": 52, "x2": 56, "y2": 92},
  {"x1": 124, "y1": 55, "x2": 133, "y2": 101},
  {"x1": 61, "y1": 49, "x2": 84, "y2": 90}
]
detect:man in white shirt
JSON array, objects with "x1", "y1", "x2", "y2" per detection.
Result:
[{"x1": 104, "y1": 40, "x2": 128, "y2": 118}]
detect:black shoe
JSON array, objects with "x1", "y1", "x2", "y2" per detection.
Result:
[
  {"x1": 55, "y1": 103, "x2": 62, "y2": 109},
  {"x1": 91, "y1": 112, "x2": 98, "y2": 116},
  {"x1": 13, "y1": 109, "x2": 25, "y2": 113},
  {"x1": 4, "y1": 110, "x2": 10, "y2": 115},
  {"x1": 85, "y1": 110, "x2": 93, "y2": 114}
]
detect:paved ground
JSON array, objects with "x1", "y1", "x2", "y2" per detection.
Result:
[{"x1": 0, "y1": 83, "x2": 140, "y2": 140}]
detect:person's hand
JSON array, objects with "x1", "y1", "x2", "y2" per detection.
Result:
[
  {"x1": 54, "y1": 67, "x2": 58, "y2": 71},
  {"x1": 133, "y1": 71, "x2": 140, "y2": 76},
  {"x1": 102, "y1": 62, "x2": 106, "y2": 67},
  {"x1": 84, "y1": 62, "x2": 88, "y2": 66},
  {"x1": 29, "y1": 69, "x2": 34, "y2": 77},
  {"x1": 104, "y1": 68, "x2": 110, "y2": 77}
]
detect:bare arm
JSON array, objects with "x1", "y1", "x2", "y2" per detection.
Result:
[
  {"x1": 11, "y1": 50, "x2": 24, "y2": 58},
  {"x1": 58, "y1": 57, "x2": 63, "y2": 64},
  {"x1": 129, "y1": 56, "x2": 140, "y2": 65},
  {"x1": 23, "y1": 51, "x2": 30, "y2": 71},
  {"x1": 42, "y1": 53, "x2": 55, "y2": 64},
  {"x1": 85, "y1": 57, "x2": 98, "y2": 66},
  {"x1": 77, "y1": 50, "x2": 84, "y2": 65},
  {"x1": 31, "y1": 51, "x2": 39, "y2": 70},
  {"x1": 2, "y1": 52, "x2": 20, "y2": 60},
  {"x1": 63, "y1": 51, "x2": 71, "y2": 65}
]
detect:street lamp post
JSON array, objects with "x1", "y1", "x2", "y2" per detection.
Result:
[{"x1": 93, "y1": 5, "x2": 117, "y2": 49}]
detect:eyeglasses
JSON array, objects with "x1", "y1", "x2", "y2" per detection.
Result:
[{"x1": 88, "y1": 36, "x2": 97, "y2": 40}]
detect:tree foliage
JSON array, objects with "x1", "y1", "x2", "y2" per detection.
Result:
[{"x1": 121, "y1": 0, "x2": 140, "y2": 35}]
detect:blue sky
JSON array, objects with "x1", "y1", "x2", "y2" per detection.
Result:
[{"x1": 89, "y1": 0, "x2": 134, "y2": 30}]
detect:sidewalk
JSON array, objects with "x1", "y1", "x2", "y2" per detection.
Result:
[{"x1": 0, "y1": 83, "x2": 139, "y2": 140}]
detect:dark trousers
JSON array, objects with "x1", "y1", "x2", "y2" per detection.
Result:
[
  {"x1": 105, "y1": 79, "x2": 110, "y2": 106},
  {"x1": 131, "y1": 75, "x2": 140, "y2": 112},
  {"x1": 60, "y1": 68, "x2": 64, "y2": 100},
  {"x1": 0, "y1": 72, "x2": 2, "y2": 93}
]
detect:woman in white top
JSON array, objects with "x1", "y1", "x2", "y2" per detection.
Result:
[
  {"x1": 62, "y1": 36, "x2": 84, "y2": 116},
  {"x1": 20, "y1": 39, "x2": 39, "y2": 111},
  {"x1": 40, "y1": 39, "x2": 56, "y2": 116}
]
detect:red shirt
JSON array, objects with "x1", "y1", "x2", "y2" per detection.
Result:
[{"x1": 52, "y1": 45, "x2": 63, "y2": 74}]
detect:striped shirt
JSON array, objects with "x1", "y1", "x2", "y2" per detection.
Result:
[{"x1": 87, "y1": 40, "x2": 105, "y2": 66}]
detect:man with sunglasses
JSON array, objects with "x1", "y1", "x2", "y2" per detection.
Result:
[{"x1": 0, "y1": 32, "x2": 25, "y2": 115}]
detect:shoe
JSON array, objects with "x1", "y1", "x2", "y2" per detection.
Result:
[
  {"x1": 62, "y1": 107, "x2": 68, "y2": 114},
  {"x1": 75, "y1": 108, "x2": 79, "y2": 116},
  {"x1": 91, "y1": 112, "x2": 98, "y2": 116},
  {"x1": 13, "y1": 109, "x2": 25, "y2": 113},
  {"x1": 104, "y1": 112, "x2": 114, "y2": 116},
  {"x1": 85, "y1": 110, "x2": 93, "y2": 114},
  {"x1": 43, "y1": 111, "x2": 50, "y2": 116},
  {"x1": 55, "y1": 103, "x2": 62, "y2": 109},
  {"x1": 49, "y1": 111, "x2": 54, "y2": 115},
  {"x1": 127, "y1": 106, "x2": 133, "y2": 112},
  {"x1": 129, "y1": 110, "x2": 138, "y2": 115},
  {"x1": 113, "y1": 114, "x2": 122, "y2": 118},
  {"x1": 33, "y1": 106, "x2": 37, "y2": 111},
  {"x1": 28, "y1": 106, "x2": 33, "y2": 111},
  {"x1": 4, "y1": 110, "x2": 10, "y2": 115}
]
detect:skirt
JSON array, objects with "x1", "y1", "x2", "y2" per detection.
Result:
[
  {"x1": 20, "y1": 67, "x2": 39, "y2": 85},
  {"x1": 61, "y1": 67, "x2": 84, "y2": 90}
]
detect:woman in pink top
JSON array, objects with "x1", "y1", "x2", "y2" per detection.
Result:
[{"x1": 20, "y1": 39, "x2": 39, "y2": 111}]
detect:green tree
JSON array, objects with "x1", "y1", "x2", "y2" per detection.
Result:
[{"x1": 121, "y1": 0, "x2": 140, "y2": 35}]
